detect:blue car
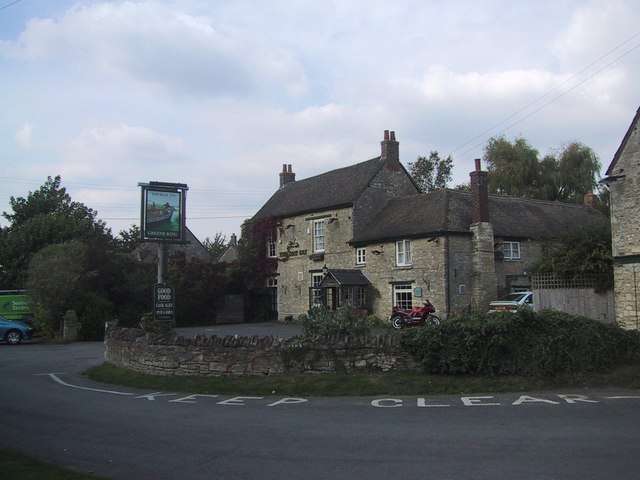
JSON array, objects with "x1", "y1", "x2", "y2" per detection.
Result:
[{"x1": 0, "y1": 316, "x2": 33, "y2": 345}]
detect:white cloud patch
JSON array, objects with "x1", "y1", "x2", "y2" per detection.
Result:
[
  {"x1": 63, "y1": 124, "x2": 189, "y2": 181},
  {"x1": 5, "y1": 1, "x2": 307, "y2": 99},
  {"x1": 15, "y1": 122, "x2": 33, "y2": 148}
]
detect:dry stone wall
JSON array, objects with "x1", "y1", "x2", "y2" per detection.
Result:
[{"x1": 104, "y1": 327, "x2": 422, "y2": 377}]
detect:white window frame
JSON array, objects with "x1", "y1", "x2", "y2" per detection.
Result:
[
  {"x1": 396, "y1": 240, "x2": 412, "y2": 266},
  {"x1": 393, "y1": 284, "x2": 413, "y2": 310},
  {"x1": 267, "y1": 230, "x2": 277, "y2": 258},
  {"x1": 503, "y1": 241, "x2": 521, "y2": 261},
  {"x1": 356, "y1": 247, "x2": 366, "y2": 265},
  {"x1": 311, "y1": 272, "x2": 324, "y2": 306},
  {"x1": 312, "y1": 219, "x2": 325, "y2": 253}
]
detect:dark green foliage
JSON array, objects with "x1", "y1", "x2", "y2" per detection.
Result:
[
  {"x1": 532, "y1": 228, "x2": 613, "y2": 291},
  {"x1": 0, "y1": 176, "x2": 113, "y2": 287},
  {"x1": 297, "y1": 305, "x2": 372, "y2": 338},
  {"x1": 202, "y1": 232, "x2": 227, "y2": 260},
  {"x1": 77, "y1": 292, "x2": 113, "y2": 341},
  {"x1": 400, "y1": 310, "x2": 640, "y2": 377},
  {"x1": 483, "y1": 136, "x2": 604, "y2": 205},
  {"x1": 407, "y1": 151, "x2": 453, "y2": 192},
  {"x1": 168, "y1": 251, "x2": 226, "y2": 326}
]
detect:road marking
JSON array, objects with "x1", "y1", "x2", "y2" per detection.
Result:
[
  {"x1": 605, "y1": 396, "x2": 640, "y2": 400},
  {"x1": 135, "y1": 392, "x2": 177, "y2": 401},
  {"x1": 44, "y1": 373, "x2": 135, "y2": 396}
]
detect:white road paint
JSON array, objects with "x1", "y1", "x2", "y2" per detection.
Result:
[
  {"x1": 44, "y1": 373, "x2": 135, "y2": 396},
  {"x1": 39, "y1": 373, "x2": 639, "y2": 409}
]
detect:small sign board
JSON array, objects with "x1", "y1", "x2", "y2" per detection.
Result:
[
  {"x1": 139, "y1": 182, "x2": 188, "y2": 243},
  {"x1": 153, "y1": 283, "x2": 175, "y2": 324}
]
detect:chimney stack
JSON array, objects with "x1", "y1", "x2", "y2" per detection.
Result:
[
  {"x1": 381, "y1": 130, "x2": 400, "y2": 171},
  {"x1": 279, "y1": 164, "x2": 295, "y2": 189},
  {"x1": 470, "y1": 158, "x2": 489, "y2": 223},
  {"x1": 583, "y1": 189, "x2": 597, "y2": 208}
]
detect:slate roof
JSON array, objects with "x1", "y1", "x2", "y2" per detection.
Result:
[
  {"x1": 253, "y1": 157, "x2": 385, "y2": 219},
  {"x1": 350, "y1": 189, "x2": 610, "y2": 244},
  {"x1": 320, "y1": 269, "x2": 372, "y2": 287}
]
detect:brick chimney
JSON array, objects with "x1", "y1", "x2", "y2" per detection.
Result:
[
  {"x1": 279, "y1": 164, "x2": 295, "y2": 189},
  {"x1": 381, "y1": 130, "x2": 400, "y2": 171},
  {"x1": 469, "y1": 158, "x2": 497, "y2": 309},
  {"x1": 229, "y1": 233, "x2": 237, "y2": 246},
  {"x1": 470, "y1": 158, "x2": 489, "y2": 223},
  {"x1": 583, "y1": 189, "x2": 597, "y2": 208}
]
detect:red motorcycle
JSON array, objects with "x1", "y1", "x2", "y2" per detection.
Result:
[{"x1": 390, "y1": 300, "x2": 440, "y2": 330}]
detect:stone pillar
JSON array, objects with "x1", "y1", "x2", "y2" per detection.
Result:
[
  {"x1": 62, "y1": 310, "x2": 78, "y2": 341},
  {"x1": 470, "y1": 222, "x2": 497, "y2": 310}
]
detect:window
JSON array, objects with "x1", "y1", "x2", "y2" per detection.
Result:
[
  {"x1": 356, "y1": 248, "x2": 366, "y2": 265},
  {"x1": 313, "y1": 220, "x2": 325, "y2": 252},
  {"x1": 311, "y1": 272, "x2": 324, "y2": 306},
  {"x1": 503, "y1": 241, "x2": 521, "y2": 261},
  {"x1": 396, "y1": 240, "x2": 412, "y2": 266},
  {"x1": 343, "y1": 287, "x2": 354, "y2": 306},
  {"x1": 393, "y1": 284, "x2": 413, "y2": 310},
  {"x1": 267, "y1": 230, "x2": 277, "y2": 258}
]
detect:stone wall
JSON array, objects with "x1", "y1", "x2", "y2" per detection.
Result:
[
  {"x1": 104, "y1": 327, "x2": 422, "y2": 377},
  {"x1": 608, "y1": 115, "x2": 640, "y2": 330}
]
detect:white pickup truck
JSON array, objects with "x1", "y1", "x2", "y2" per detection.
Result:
[{"x1": 489, "y1": 291, "x2": 533, "y2": 312}]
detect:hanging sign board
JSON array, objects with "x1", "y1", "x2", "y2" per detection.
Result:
[
  {"x1": 153, "y1": 283, "x2": 175, "y2": 323},
  {"x1": 139, "y1": 182, "x2": 188, "y2": 243}
]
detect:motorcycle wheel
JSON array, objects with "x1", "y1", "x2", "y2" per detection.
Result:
[
  {"x1": 428, "y1": 315, "x2": 441, "y2": 326},
  {"x1": 391, "y1": 314, "x2": 405, "y2": 330}
]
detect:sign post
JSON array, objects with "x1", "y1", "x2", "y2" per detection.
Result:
[{"x1": 139, "y1": 181, "x2": 188, "y2": 328}]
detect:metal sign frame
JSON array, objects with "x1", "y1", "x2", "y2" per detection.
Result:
[{"x1": 138, "y1": 182, "x2": 188, "y2": 243}]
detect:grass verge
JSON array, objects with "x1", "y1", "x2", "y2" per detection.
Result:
[
  {"x1": 86, "y1": 362, "x2": 640, "y2": 397},
  {"x1": 0, "y1": 449, "x2": 103, "y2": 480}
]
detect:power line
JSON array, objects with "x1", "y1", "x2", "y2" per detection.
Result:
[
  {"x1": 0, "y1": 0, "x2": 22, "y2": 12},
  {"x1": 447, "y1": 29, "x2": 640, "y2": 159}
]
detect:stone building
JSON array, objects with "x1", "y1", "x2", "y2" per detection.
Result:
[
  {"x1": 253, "y1": 131, "x2": 609, "y2": 321},
  {"x1": 218, "y1": 233, "x2": 239, "y2": 263},
  {"x1": 603, "y1": 107, "x2": 640, "y2": 330}
]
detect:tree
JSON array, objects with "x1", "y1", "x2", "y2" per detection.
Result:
[
  {"x1": 115, "y1": 224, "x2": 141, "y2": 253},
  {"x1": 166, "y1": 251, "x2": 227, "y2": 325},
  {"x1": 540, "y1": 142, "x2": 601, "y2": 203},
  {"x1": 483, "y1": 136, "x2": 602, "y2": 205},
  {"x1": 203, "y1": 232, "x2": 227, "y2": 260},
  {"x1": 484, "y1": 136, "x2": 541, "y2": 197},
  {"x1": 0, "y1": 176, "x2": 113, "y2": 286},
  {"x1": 531, "y1": 228, "x2": 613, "y2": 292},
  {"x1": 407, "y1": 151, "x2": 453, "y2": 192}
]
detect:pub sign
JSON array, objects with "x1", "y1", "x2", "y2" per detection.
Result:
[{"x1": 139, "y1": 182, "x2": 188, "y2": 243}]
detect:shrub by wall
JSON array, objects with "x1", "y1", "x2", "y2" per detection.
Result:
[{"x1": 400, "y1": 309, "x2": 640, "y2": 376}]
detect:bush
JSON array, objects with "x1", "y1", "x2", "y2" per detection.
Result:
[
  {"x1": 297, "y1": 305, "x2": 373, "y2": 338},
  {"x1": 399, "y1": 309, "x2": 640, "y2": 376}
]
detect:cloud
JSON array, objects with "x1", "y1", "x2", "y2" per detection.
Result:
[
  {"x1": 15, "y1": 122, "x2": 33, "y2": 148},
  {"x1": 62, "y1": 124, "x2": 190, "y2": 181},
  {"x1": 4, "y1": 1, "x2": 307, "y2": 100}
]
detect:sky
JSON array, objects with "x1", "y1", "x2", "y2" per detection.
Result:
[{"x1": 1, "y1": 0, "x2": 639, "y2": 244}]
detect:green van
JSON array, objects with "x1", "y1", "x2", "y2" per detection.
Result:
[{"x1": 0, "y1": 290, "x2": 34, "y2": 322}]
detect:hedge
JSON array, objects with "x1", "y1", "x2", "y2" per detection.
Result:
[{"x1": 399, "y1": 309, "x2": 640, "y2": 377}]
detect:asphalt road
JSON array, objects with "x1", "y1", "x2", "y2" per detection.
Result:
[{"x1": 2, "y1": 325, "x2": 640, "y2": 479}]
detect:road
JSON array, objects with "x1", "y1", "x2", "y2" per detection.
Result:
[{"x1": 2, "y1": 329, "x2": 640, "y2": 479}]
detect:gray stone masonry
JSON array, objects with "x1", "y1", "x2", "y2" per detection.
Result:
[{"x1": 104, "y1": 327, "x2": 422, "y2": 376}]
